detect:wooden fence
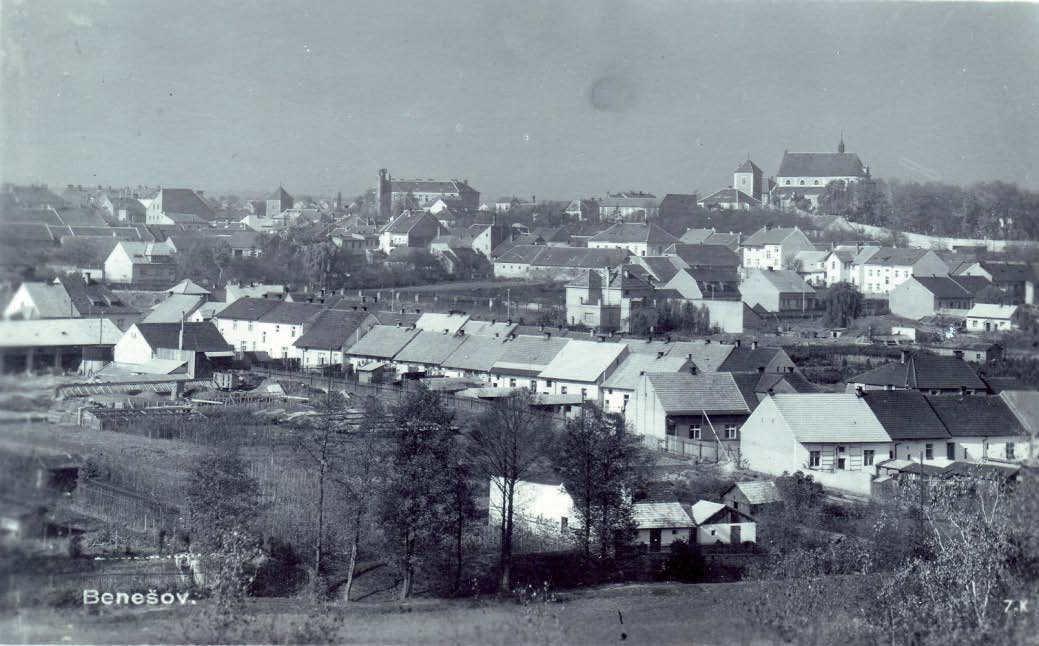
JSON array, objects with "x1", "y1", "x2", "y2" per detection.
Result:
[{"x1": 650, "y1": 435, "x2": 740, "y2": 463}]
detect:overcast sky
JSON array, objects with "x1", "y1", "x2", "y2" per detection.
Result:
[{"x1": 2, "y1": 0, "x2": 1038, "y2": 199}]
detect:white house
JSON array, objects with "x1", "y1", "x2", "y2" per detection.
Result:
[
  {"x1": 213, "y1": 298, "x2": 324, "y2": 362},
  {"x1": 112, "y1": 321, "x2": 231, "y2": 377},
  {"x1": 488, "y1": 476, "x2": 576, "y2": 536},
  {"x1": 822, "y1": 247, "x2": 862, "y2": 286},
  {"x1": 689, "y1": 501, "x2": 757, "y2": 546},
  {"x1": 534, "y1": 339, "x2": 629, "y2": 401},
  {"x1": 587, "y1": 223, "x2": 678, "y2": 258},
  {"x1": 601, "y1": 352, "x2": 690, "y2": 416},
  {"x1": 631, "y1": 502, "x2": 696, "y2": 552},
  {"x1": 103, "y1": 241, "x2": 176, "y2": 288},
  {"x1": 293, "y1": 309, "x2": 379, "y2": 371},
  {"x1": 851, "y1": 247, "x2": 948, "y2": 297},
  {"x1": 966, "y1": 304, "x2": 1019, "y2": 333},
  {"x1": 739, "y1": 394, "x2": 892, "y2": 496},
  {"x1": 740, "y1": 227, "x2": 815, "y2": 271}
]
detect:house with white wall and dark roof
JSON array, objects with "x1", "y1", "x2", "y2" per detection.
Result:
[{"x1": 771, "y1": 137, "x2": 869, "y2": 209}]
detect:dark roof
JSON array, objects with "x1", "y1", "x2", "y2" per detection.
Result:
[
  {"x1": 60, "y1": 274, "x2": 139, "y2": 317},
  {"x1": 925, "y1": 395, "x2": 1026, "y2": 437},
  {"x1": 743, "y1": 227, "x2": 806, "y2": 247},
  {"x1": 135, "y1": 322, "x2": 230, "y2": 352},
  {"x1": 718, "y1": 347, "x2": 788, "y2": 373},
  {"x1": 158, "y1": 189, "x2": 214, "y2": 220},
  {"x1": 260, "y1": 301, "x2": 325, "y2": 325},
  {"x1": 977, "y1": 261, "x2": 1034, "y2": 283},
  {"x1": 389, "y1": 179, "x2": 477, "y2": 194},
  {"x1": 861, "y1": 391, "x2": 950, "y2": 440},
  {"x1": 851, "y1": 355, "x2": 988, "y2": 391},
  {"x1": 913, "y1": 276, "x2": 975, "y2": 299},
  {"x1": 658, "y1": 194, "x2": 699, "y2": 219},
  {"x1": 777, "y1": 152, "x2": 867, "y2": 177},
  {"x1": 644, "y1": 372, "x2": 751, "y2": 414},
  {"x1": 951, "y1": 276, "x2": 993, "y2": 295},
  {"x1": 215, "y1": 297, "x2": 281, "y2": 321},
  {"x1": 638, "y1": 257, "x2": 683, "y2": 283},
  {"x1": 735, "y1": 160, "x2": 762, "y2": 173},
  {"x1": 588, "y1": 223, "x2": 678, "y2": 245},
  {"x1": 665, "y1": 243, "x2": 740, "y2": 268},
  {"x1": 381, "y1": 211, "x2": 442, "y2": 235},
  {"x1": 699, "y1": 188, "x2": 759, "y2": 207},
  {"x1": 293, "y1": 310, "x2": 374, "y2": 349},
  {"x1": 861, "y1": 247, "x2": 930, "y2": 267}
]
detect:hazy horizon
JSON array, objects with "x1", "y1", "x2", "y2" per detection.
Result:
[{"x1": 3, "y1": 0, "x2": 1038, "y2": 200}]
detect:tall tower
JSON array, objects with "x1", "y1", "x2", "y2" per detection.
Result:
[{"x1": 377, "y1": 169, "x2": 392, "y2": 220}]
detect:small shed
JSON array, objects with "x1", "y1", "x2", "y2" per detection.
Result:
[
  {"x1": 721, "y1": 480, "x2": 781, "y2": 515},
  {"x1": 632, "y1": 502, "x2": 696, "y2": 553},
  {"x1": 356, "y1": 361, "x2": 390, "y2": 384},
  {"x1": 690, "y1": 500, "x2": 757, "y2": 545}
]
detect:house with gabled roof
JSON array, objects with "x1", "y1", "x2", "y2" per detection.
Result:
[
  {"x1": 378, "y1": 211, "x2": 445, "y2": 254},
  {"x1": 740, "y1": 268, "x2": 816, "y2": 313},
  {"x1": 848, "y1": 350, "x2": 989, "y2": 395},
  {"x1": 103, "y1": 241, "x2": 176, "y2": 288},
  {"x1": 631, "y1": 371, "x2": 753, "y2": 454},
  {"x1": 344, "y1": 325, "x2": 422, "y2": 377},
  {"x1": 602, "y1": 352, "x2": 690, "y2": 415},
  {"x1": 145, "y1": 188, "x2": 214, "y2": 226},
  {"x1": 4, "y1": 275, "x2": 140, "y2": 329},
  {"x1": 822, "y1": 246, "x2": 863, "y2": 286},
  {"x1": 597, "y1": 193, "x2": 660, "y2": 222},
  {"x1": 112, "y1": 321, "x2": 231, "y2": 377},
  {"x1": 658, "y1": 194, "x2": 699, "y2": 221},
  {"x1": 698, "y1": 188, "x2": 760, "y2": 211},
  {"x1": 739, "y1": 393, "x2": 891, "y2": 495},
  {"x1": 489, "y1": 334, "x2": 569, "y2": 390},
  {"x1": 663, "y1": 243, "x2": 741, "y2": 270},
  {"x1": 926, "y1": 394, "x2": 1031, "y2": 462},
  {"x1": 888, "y1": 275, "x2": 991, "y2": 320},
  {"x1": 966, "y1": 303, "x2": 1020, "y2": 333},
  {"x1": 393, "y1": 329, "x2": 469, "y2": 377},
  {"x1": 0, "y1": 318, "x2": 123, "y2": 374},
  {"x1": 565, "y1": 267, "x2": 655, "y2": 331},
  {"x1": 587, "y1": 222, "x2": 678, "y2": 257},
  {"x1": 690, "y1": 500, "x2": 757, "y2": 545},
  {"x1": 721, "y1": 480, "x2": 781, "y2": 515},
  {"x1": 955, "y1": 261, "x2": 1035, "y2": 305},
  {"x1": 631, "y1": 502, "x2": 697, "y2": 552},
  {"x1": 740, "y1": 226, "x2": 814, "y2": 271},
  {"x1": 535, "y1": 338, "x2": 629, "y2": 400},
  {"x1": 213, "y1": 297, "x2": 325, "y2": 362},
  {"x1": 293, "y1": 309, "x2": 379, "y2": 371},
  {"x1": 851, "y1": 247, "x2": 948, "y2": 297},
  {"x1": 439, "y1": 334, "x2": 511, "y2": 381}
]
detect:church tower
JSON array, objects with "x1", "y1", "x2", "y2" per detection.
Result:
[{"x1": 377, "y1": 168, "x2": 392, "y2": 220}]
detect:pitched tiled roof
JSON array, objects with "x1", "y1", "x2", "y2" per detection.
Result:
[
  {"x1": 12, "y1": 282, "x2": 73, "y2": 317},
  {"x1": 861, "y1": 247, "x2": 930, "y2": 267},
  {"x1": 746, "y1": 268, "x2": 815, "y2": 294},
  {"x1": 777, "y1": 152, "x2": 867, "y2": 177},
  {"x1": 394, "y1": 330, "x2": 467, "y2": 365},
  {"x1": 381, "y1": 211, "x2": 441, "y2": 235},
  {"x1": 735, "y1": 160, "x2": 762, "y2": 173},
  {"x1": 967, "y1": 304, "x2": 1019, "y2": 320},
  {"x1": 215, "y1": 297, "x2": 281, "y2": 321},
  {"x1": 977, "y1": 261, "x2": 1034, "y2": 282},
  {"x1": 950, "y1": 276, "x2": 992, "y2": 295},
  {"x1": 167, "y1": 279, "x2": 211, "y2": 295},
  {"x1": 389, "y1": 179, "x2": 476, "y2": 194},
  {"x1": 259, "y1": 301, "x2": 325, "y2": 325},
  {"x1": 666, "y1": 341, "x2": 735, "y2": 373},
  {"x1": 1000, "y1": 391, "x2": 1039, "y2": 434},
  {"x1": 158, "y1": 189, "x2": 214, "y2": 220},
  {"x1": 493, "y1": 245, "x2": 547, "y2": 264},
  {"x1": 665, "y1": 243, "x2": 740, "y2": 268},
  {"x1": 441, "y1": 335, "x2": 510, "y2": 371},
  {"x1": 743, "y1": 227, "x2": 804, "y2": 246},
  {"x1": 603, "y1": 353, "x2": 688, "y2": 391},
  {"x1": 632, "y1": 502, "x2": 694, "y2": 529},
  {"x1": 728, "y1": 480, "x2": 780, "y2": 505},
  {"x1": 527, "y1": 246, "x2": 630, "y2": 268},
  {"x1": 690, "y1": 500, "x2": 728, "y2": 525},
  {"x1": 459, "y1": 320, "x2": 518, "y2": 338},
  {"x1": 659, "y1": 194, "x2": 699, "y2": 218},
  {"x1": 925, "y1": 395, "x2": 1026, "y2": 437},
  {"x1": 142, "y1": 294, "x2": 205, "y2": 323},
  {"x1": 860, "y1": 391, "x2": 951, "y2": 440},
  {"x1": 345, "y1": 325, "x2": 420, "y2": 359},
  {"x1": 912, "y1": 276, "x2": 975, "y2": 299},
  {"x1": 645, "y1": 372, "x2": 751, "y2": 414},
  {"x1": 134, "y1": 322, "x2": 230, "y2": 352},
  {"x1": 851, "y1": 355, "x2": 988, "y2": 391},
  {"x1": 293, "y1": 310, "x2": 374, "y2": 349},
  {"x1": 0, "y1": 318, "x2": 123, "y2": 348},
  {"x1": 538, "y1": 339, "x2": 628, "y2": 382},
  {"x1": 589, "y1": 223, "x2": 677, "y2": 245},
  {"x1": 679, "y1": 228, "x2": 714, "y2": 244},
  {"x1": 699, "y1": 188, "x2": 760, "y2": 207},
  {"x1": 415, "y1": 312, "x2": 469, "y2": 334},
  {"x1": 492, "y1": 335, "x2": 569, "y2": 375},
  {"x1": 637, "y1": 257, "x2": 684, "y2": 283},
  {"x1": 770, "y1": 394, "x2": 890, "y2": 443}
]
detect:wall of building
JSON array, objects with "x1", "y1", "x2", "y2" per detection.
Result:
[
  {"x1": 633, "y1": 527, "x2": 693, "y2": 550},
  {"x1": 112, "y1": 326, "x2": 155, "y2": 364},
  {"x1": 695, "y1": 521, "x2": 757, "y2": 545},
  {"x1": 488, "y1": 478, "x2": 575, "y2": 535},
  {"x1": 738, "y1": 398, "x2": 806, "y2": 476}
]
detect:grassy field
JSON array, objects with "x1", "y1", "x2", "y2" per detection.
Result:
[{"x1": 0, "y1": 580, "x2": 791, "y2": 645}]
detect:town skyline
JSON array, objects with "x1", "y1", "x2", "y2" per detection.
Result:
[{"x1": 3, "y1": 1, "x2": 1038, "y2": 197}]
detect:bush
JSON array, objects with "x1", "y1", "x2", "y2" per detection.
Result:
[{"x1": 656, "y1": 540, "x2": 706, "y2": 583}]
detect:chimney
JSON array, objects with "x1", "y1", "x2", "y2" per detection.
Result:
[
  {"x1": 953, "y1": 349, "x2": 964, "y2": 360},
  {"x1": 396, "y1": 321, "x2": 402, "y2": 327},
  {"x1": 787, "y1": 366, "x2": 794, "y2": 373},
  {"x1": 400, "y1": 308, "x2": 405, "y2": 315},
  {"x1": 544, "y1": 331, "x2": 551, "y2": 339},
  {"x1": 735, "y1": 339, "x2": 742, "y2": 348},
  {"x1": 751, "y1": 340, "x2": 758, "y2": 350},
  {"x1": 178, "y1": 313, "x2": 185, "y2": 352},
  {"x1": 757, "y1": 366, "x2": 765, "y2": 374},
  {"x1": 855, "y1": 386, "x2": 864, "y2": 397},
  {"x1": 656, "y1": 351, "x2": 665, "y2": 359},
  {"x1": 689, "y1": 363, "x2": 698, "y2": 375},
  {"x1": 960, "y1": 385, "x2": 968, "y2": 396},
  {"x1": 599, "y1": 335, "x2": 607, "y2": 342},
  {"x1": 539, "y1": 324, "x2": 545, "y2": 332},
  {"x1": 705, "y1": 339, "x2": 711, "y2": 344},
  {"x1": 900, "y1": 349, "x2": 910, "y2": 365},
  {"x1": 665, "y1": 335, "x2": 671, "y2": 343}
]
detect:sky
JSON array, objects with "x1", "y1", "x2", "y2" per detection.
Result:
[{"x1": 2, "y1": 0, "x2": 1038, "y2": 200}]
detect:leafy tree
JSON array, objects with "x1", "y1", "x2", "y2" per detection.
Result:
[
  {"x1": 773, "y1": 470, "x2": 824, "y2": 512},
  {"x1": 185, "y1": 444, "x2": 264, "y2": 598},
  {"x1": 821, "y1": 282, "x2": 863, "y2": 327},
  {"x1": 379, "y1": 388, "x2": 457, "y2": 600},
  {"x1": 469, "y1": 390, "x2": 552, "y2": 591},
  {"x1": 553, "y1": 406, "x2": 646, "y2": 558}
]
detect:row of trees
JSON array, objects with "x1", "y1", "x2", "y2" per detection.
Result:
[
  {"x1": 186, "y1": 387, "x2": 647, "y2": 602},
  {"x1": 819, "y1": 178, "x2": 1039, "y2": 241},
  {"x1": 628, "y1": 301, "x2": 718, "y2": 337}
]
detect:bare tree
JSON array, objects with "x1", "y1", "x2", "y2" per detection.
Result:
[{"x1": 469, "y1": 390, "x2": 552, "y2": 592}]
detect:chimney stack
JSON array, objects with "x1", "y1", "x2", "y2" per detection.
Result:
[
  {"x1": 735, "y1": 339, "x2": 742, "y2": 348},
  {"x1": 751, "y1": 340, "x2": 758, "y2": 350},
  {"x1": 544, "y1": 331, "x2": 551, "y2": 339},
  {"x1": 855, "y1": 386, "x2": 864, "y2": 397},
  {"x1": 656, "y1": 351, "x2": 665, "y2": 359},
  {"x1": 689, "y1": 363, "x2": 698, "y2": 375},
  {"x1": 757, "y1": 366, "x2": 765, "y2": 374},
  {"x1": 900, "y1": 349, "x2": 910, "y2": 365}
]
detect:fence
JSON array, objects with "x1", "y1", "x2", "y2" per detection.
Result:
[
  {"x1": 73, "y1": 478, "x2": 182, "y2": 534},
  {"x1": 650, "y1": 435, "x2": 740, "y2": 463}
]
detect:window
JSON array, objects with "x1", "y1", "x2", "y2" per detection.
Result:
[
  {"x1": 925, "y1": 444, "x2": 934, "y2": 460},
  {"x1": 837, "y1": 457, "x2": 846, "y2": 470},
  {"x1": 623, "y1": 394, "x2": 630, "y2": 407},
  {"x1": 1006, "y1": 443, "x2": 1015, "y2": 460},
  {"x1": 560, "y1": 386, "x2": 568, "y2": 394},
  {"x1": 529, "y1": 380, "x2": 537, "y2": 390},
  {"x1": 809, "y1": 450, "x2": 821, "y2": 468},
  {"x1": 864, "y1": 450, "x2": 875, "y2": 466},
  {"x1": 691, "y1": 424, "x2": 701, "y2": 440},
  {"x1": 725, "y1": 424, "x2": 737, "y2": 440},
  {"x1": 509, "y1": 378, "x2": 516, "y2": 388},
  {"x1": 732, "y1": 501, "x2": 739, "y2": 509},
  {"x1": 580, "y1": 388, "x2": 587, "y2": 399}
]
